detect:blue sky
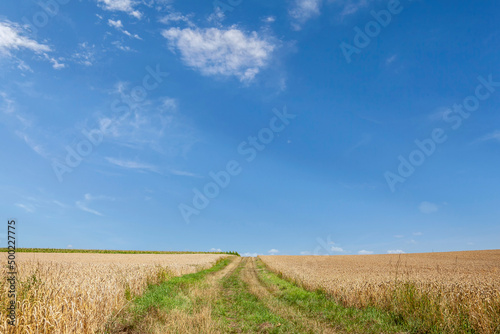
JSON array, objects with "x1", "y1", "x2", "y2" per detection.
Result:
[{"x1": 1, "y1": 0, "x2": 499, "y2": 256}]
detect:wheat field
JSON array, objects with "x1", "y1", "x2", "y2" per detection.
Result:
[
  {"x1": 0, "y1": 252, "x2": 226, "y2": 334},
  {"x1": 260, "y1": 250, "x2": 500, "y2": 333}
]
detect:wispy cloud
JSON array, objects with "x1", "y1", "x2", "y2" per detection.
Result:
[
  {"x1": 0, "y1": 20, "x2": 65, "y2": 69},
  {"x1": 289, "y1": 0, "x2": 322, "y2": 31},
  {"x1": 338, "y1": 0, "x2": 370, "y2": 18},
  {"x1": 419, "y1": 201, "x2": 438, "y2": 214},
  {"x1": 210, "y1": 247, "x2": 222, "y2": 252},
  {"x1": 76, "y1": 202, "x2": 103, "y2": 216},
  {"x1": 358, "y1": 250, "x2": 373, "y2": 255},
  {"x1": 105, "y1": 157, "x2": 159, "y2": 172},
  {"x1": 476, "y1": 131, "x2": 500, "y2": 143},
  {"x1": 170, "y1": 170, "x2": 202, "y2": 178},
  {"x1": 71, "y1": 42, "x2": 96, "y2": 66},
  {"x1": 0, "y1": 91, "x2": 15, "y2": 114},
  {"x1": 388, "y1": 249, "x2": 405, "y2": 254},
  {"x1": 75, "y1": 193, "x2": 114, "y2": 216},
  {"x1": 159, "y1": 12, "x2": 194, "y2": 26},
  {"x1": 386, "y1": 54, "x2": 398, "y2": 65},
  {"x1": 161, "y1": 27, "x2": 275, "y2": 82},
  {"x1": 16, "y1": 131, "x2": 48, "y2": 158},
  {"x1": 268, "y1": 249, "x2": 279, "y2": 255},
  {"x1": 108, "y1": 19, "x2": 123, "y2": 29},
  {"x1": 111, "y1": 41, "x2": 133, "y2": 52},
  {"x1": 97, "y1": 0, "x2": 142, "y2": 19},
  {"x1": 330, "y1": 245, "x2": 344, "y2": 252},
  {"x1": 16, "y1": 203, "x2": 35, "y2": 213},
  {"x1": 160, "y1": 97, "x2": 178, "y2": 113},
  {"x1": 108, "y1": 19, "x2": 141, "y2": 39},
  {"x1": 242, "y1": 252, "x2": 259, "y2": 257},
  {"x1": 0, "y1": 20, "x2": 51, "y2": 55}
]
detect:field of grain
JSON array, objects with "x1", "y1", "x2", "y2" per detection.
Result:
[
  {"x1": 260, "y1": 250, "x2": 500, "y2": 333},
  {"x1": 0, "y1": 252, "x2": 227, "y2": 333}
]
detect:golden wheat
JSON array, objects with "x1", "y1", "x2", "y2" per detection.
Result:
[
  {"x1": 0, "y1": 252, "x2": 226, "y2": 333},
  {"x1": 260, "y1": 250, "x2": 500, "y2": 333}
]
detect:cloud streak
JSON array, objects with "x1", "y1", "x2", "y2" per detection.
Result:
[
  {"x1": 105, "y1": 157, "x2": 159, "y2": 172},
  {"x1": 97, "y1": 0, "x2": 142, "y2": 19},
  {"x1": 0, "y1": 20, "x2": 51, "y2": 55}
]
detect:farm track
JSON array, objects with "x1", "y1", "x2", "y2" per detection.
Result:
[
  {"x1": 240, "y1": 257, "x2": 339, "y2": 334},
  {"x1": 119, "y1": 257, "x2": 345, "y2": 333},
  {"x1": 115, "y1": 257, "x2": 410, "y2": 333}
]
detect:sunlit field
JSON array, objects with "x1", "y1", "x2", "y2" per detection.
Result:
[
  {"x1": 260, "y1": 250, "x2": 500, "y2": 333},
  {"x1": 0, "y1": 252, "x2": 226, "y2": 333}
]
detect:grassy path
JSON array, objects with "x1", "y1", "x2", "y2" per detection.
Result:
[{"x1": 110, "y1": 256, "x2": 410, "y2": 334}]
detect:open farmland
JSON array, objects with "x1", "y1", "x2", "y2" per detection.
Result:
[
  {"x1": 0, "y1": 252, "x2": 227, "y2": 333},
  {"x1": 260, "y1": 250, "x2": 500, "y2": 333}
]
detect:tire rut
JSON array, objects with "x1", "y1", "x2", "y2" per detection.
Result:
[{"x1": 240, "y1": 257, "x2": 339, "y2": 334}]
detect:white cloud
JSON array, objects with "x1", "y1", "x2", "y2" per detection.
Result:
[
  {"x1": 394, "y1": 235, "x2": 404, "y2": 238},
  {"x1": 67, "y1": 244, "x2": 73, "y2": 248},
  {"x1": 122, "y1": 30, "x2": 142, "y2": 40},
  {"x1": 160, "y1": 12, "x2": 194, "y2": 26},
  {"x1": 17, "y1": 60, "x2": 33, "y2": 72},
  {"x1": 242, "y1": 252, "x2": 259, "y2": 257},
  {"x1": 105, "y1": 157, "x2": 159, "y2": 172},
  {"x1": 300, "y1": 251, "x2": 312, "y2": 255},
  {"x1": 207, "y1": 8, "x2": 226, "y2": 25},
  {"x1": 107, "y1": 19, "x2": 141, "y2": 39},
  {"x1": 358, "y1": 250, "x2": 373, "y2": 255},
  {"x1": 388, "y1": 249, "x2": 405, "y2": 254},
  {"x1": 210, "y1": 248, "x2": 222, "y2": 252},
  {"x1": 263, "y1": 16, "x2": 276, "y2": 23},
  {"x1": 161, "y1": 27, "x2": 275, "y2": 82},
  {"x1": 330, "y1": 246, "x2": 344, "y2": 252},
  {"x1": 268, "y1": 249, "x2": 279, "y2": 255},
  {"x1": 413, "y1": 232, "x2": 423, "y2": 236},
  {"x1": 160, "y1": 97, "x2": 178, "y2": 112},
  {"x1": 47, "y1": 56, "x2": 65, "y2": 69},
  {"x1": 108, "y1": 19, "x2": 124, "y2": 29},
  {"x1": 97, "y1": 0, "x2": 142, "y2": 19},
  {"x1": 0, "y1": 20, "x2": 51, "y2": 55},
  {"x1": 289, "y1": 0, "x2": 322, "y2": 30},
  {"x1": 0, "y1": 20, "x2": 67, "y2": 69},
  {"x1": 419, "y1": 201, "x2": 438, "y2": 214}
]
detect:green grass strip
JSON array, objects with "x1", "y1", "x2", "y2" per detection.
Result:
[
  {"x1": 214, "y1": 260, "x2": 297, "y2": 333},
  {"x1": 255, "y1": 258, "x2": 413, "y2": 334},
  {"x1": 130, "y1": 257, "x2": 231, "y2": 316}
]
